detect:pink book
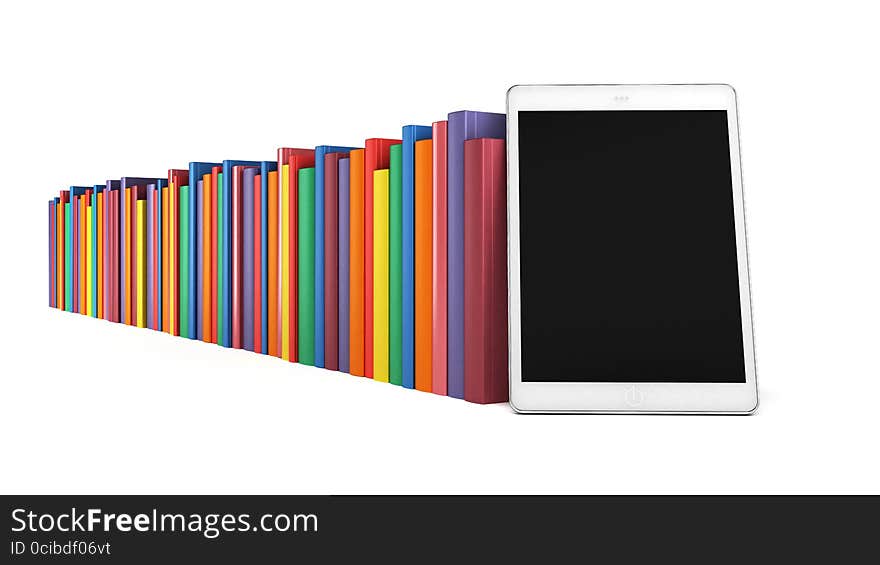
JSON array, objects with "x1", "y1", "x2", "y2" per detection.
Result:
[
  {"x1": 431, "y1": 121, "x2": 448, "y2": 395},
  {"x1": 463, "y1": 138, "x2": 508, "y2": 404}
]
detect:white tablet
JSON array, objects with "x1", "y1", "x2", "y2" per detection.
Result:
[{"x1": 507, "y1": 84, "x2": 758, "y2": 414}]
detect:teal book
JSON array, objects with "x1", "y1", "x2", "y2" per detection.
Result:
[
  {"x1": 65, "y1": 201, "x2": 72, "y2": 312},
  {"x1": 388, "y1": 144, "x2": 403, "y2": 385},
  {"x1": 298, "y1": 167, "x2": 316, "y2": 365},
  {"x1": 179, "y1": 185, "x2": 191, "y2": 339}
]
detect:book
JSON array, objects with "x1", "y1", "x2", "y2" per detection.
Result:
[
  {"x1": 122, "y1": 177, "x2": 162, "y2": 325},
  {"x1": 104, "y1": 181, "x2": 121, "y2": 322},
  {"x1": 338, "y1": 157, "x2": 351, "y2": 373},
  {"x1": 323, "y1": 151, "x2": 351, "y2": 371},
  {"x1": 363, "y1": 138, "x2": 400, "y2": 378},
  {"x1": 446, "y1": 111, "x2": 505, "y2": 398},
  {"x1": 91, "y1": 185, "x2": 103, "y2": 318},
  {"x1": 57, "y1": 193, "x2": 66, "y2": 311},
  {"x1": 219, "y1": 160, "x2": 261, "y2": 347},
  {"x1": 388, "y1": 144, "x2": 403, "y2": 385},
  {"x1": 463, "y1": 138, "x2": 508, "y2": 404},
  {"x1": 253, "y1": 173, "x2": 262, "y2": 353},
  {"x1": 431, "y1": 120, "x2": 447, "y2": 395},
  {"x1": 96, "y1": 189, "x2": 104, "y2": 319},
  {"x1": 401, "y1": 125, "x2": 433, "y2": 388},
  {"x1": 348, "y1": 149, "x2": 366, "y2": 376},
  {"x1": 201, "y1": 173, "x2": 213, "y2": 342},
  {"x1": 297, "y1": 166, "x2": 316, "y2": 366},
  {"x1": 80, "y1": 191, "x2": 88, "y2": 315},
  {"x1": 64, "y1": 193, "x2": 72, "y2": 312},
  {"x1": 68, "y1": 186, "x2": 89, "y2": 314},
  {"x1": 314, "y1": 146, "x2": 356, "y2": 368},
  {"x1": 242, "y1": 166, "x2": 258, "y2": 352},
  {"x1": 281, "y1": 150, "x2": 316, "y2": 362},
  {"x1": 136, "y1": 198, "x2": 146, "y2": 328},
  {"x1": 161, "y1": 183, "x2": 171, "y2": 333},
  {"x1": 231, "y1": 165, "x2": 257, "y2": 349},
  {"x1": 146, "y1": 184, "x2": 157, "y2": 330},
  {"x1": 86, "y1": 197, "x2": 93, "y2": 316},
  {"x1": 179, "y1": 184, "x2": 191, "y2": 339},
  {"x1": 259, "y1": 161, "x2": 277, "y2": 355},
  {"x1": 277, "y1": 149, "x2": 307, "y2": 358},
  {"x1": 266, "y1": 167, "x2": 279, "y2": 356},
  {"x1": 373, "y1": 168, "x2": 390, "y2": 382},
  {"x1": 210, "y1": 166, "x2": 221, "y2": 342},
  {"x1": 188, "y1": 162, "x2": 220, "y2": 338},
  {"x1": 414, "y1": 138, "x2": 433, "y2": 392}
]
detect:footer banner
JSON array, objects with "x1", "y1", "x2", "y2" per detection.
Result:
[{"x1": 2, "y1": 496, "x2": 876, "y2": 561}]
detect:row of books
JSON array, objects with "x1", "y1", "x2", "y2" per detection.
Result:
[{"x1": 47, "y1": 110, "x2": 508, "y2": 404}]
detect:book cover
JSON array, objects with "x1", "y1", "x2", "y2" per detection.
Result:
[
  {"x1": 219, "y1": 160, "x2": 261, "y2": 347},
  {"x1": 446, "y1": 111, "x2": 505, "y2": 398},
  {"x1": 188, "y1": 162, "x2": 220, "y2": 339},
  {"x1": 388, "y1": 144, "x2": 403, "y2": 385},
  {"x1": 284, "y1": 150, "x2": 316, "y2": 362},
  {"x1": 373, "y1": 168, "x2": 390, "y2": 383},
  {"x1": 414, "y1": 138, "x2": 433, "y2": 393},
  {"x1": 242, "y1": 166, "x2": 258, "y2": 352},
  {"x1": 323, "y1": 151, "x2": 350, "y2": 371},
  {"x1": 298, "y1": 166, "x2": 316, "y2": 366},
  {"x1": 259, "y1": 161, "x2": 277, "y2": 355},
  {"x1": 363, "y1": 138, "x2": 400, "y2": 378},
  {"x1": 314, "y1": 146, "x2": 356, "y2": 369},
  {"x1": 401, "y1": 125, "x2": 433, "y2": 388},
  {"x1": 348, "y1": 149, "x2": 366, "y2": 376},
  {"x1": 463, "y1": 138, "x2": 508, "y2": 404},
  {"x1": 338, "y1": 157, "x2": 351, "y2": 373},
  {"x1": 231, "y1": 165, "x2": 257, "y2": 349}
]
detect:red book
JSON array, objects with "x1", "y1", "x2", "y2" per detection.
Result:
[
  {"x1": 431, "y1": 121, "x2": 448, "y2": 395},
  {"x1": 363, "y1": 138, "x2": 400, "y2": 378},
  {"x1": 463, "y1": 138, "x2": 508, "y2": 404},
  {"x1": 324, "y1": 152, "x2": 346, "y2": 371},
  {"x1": 254, "y1": 173, "x2": 262, "y2": 354}
]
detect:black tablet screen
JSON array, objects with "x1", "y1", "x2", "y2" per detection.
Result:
[{"x1": 517, "y1": 110, "x2": 746, "y2": 383}]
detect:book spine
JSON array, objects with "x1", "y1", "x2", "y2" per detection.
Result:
[
  {"x1": 231, "y1": 169, "x2": 243, "y2": 350},
  {"x1": 97, "y1": 192, "x2": 104, "y2": 319},
  {"x1": 297, "y1": 167, "x2": 316, "y2": 365},
  {"x1": 281, "y1": 165, "x2": 291, "y2": 361},
  {"x1": 388, "y1": 144, "x2": 403, "y2": 385},
  {"x1": 463, "y1": 138, "x2": 509, "y2": 404},
  {"x1": 180, "y1": 185, "x2": 191, "y2": 339},
  {"x1": 324, "y1": 153, "x2": 340, "y2": 371},
  {"x1": 161, "y1": 185, "x2": 169, "y2": 332},
  {"x1": 268, "y1": 170, "x2": 280, "y2": 357},
  {"x1": 136, "y1": 198, "x2": 146, "y2": 328},
  {"x1": 338, "y1": 157, "x2": 350, "y2": 373},
  {"x1": 146, "y1": 187, "x2": 154, "y2": 330},
  {"x1": 196, "y1": 179, "x2": 205, "y2": 339},
  {"x1": 86, "y1": 199, "x2": 93, "y2": 316},
  {"x1": 124, "y1": 189, "x2": 132, "y2": 324},
  {"x1": 243, "y1": 168, "x2": 256, "y2": 352},
  {"x1": 414, "y1": 139, "x2": 433, "y2": 393},
  {"x1": 201, "y1": 174, "x2": 212, "y2": 342},
  {"x1": 49, "y1": 201, "x2": 55, "y2": 307},
  {"x1": 211, "y1": 169, "x2": 220, "y2": 343},
  {"x1": 253, "y1": 173, "x2": 262, "y2": 354},
  {"x1": 431, "y1": 121, "x2": 448, "y2": 395},
  {"x1": 80, "y1": 194, "x2": 87, "y2": 315},
  {"x1": 65, "y1": 201, "x2": 72, "y2": 312},
  {"x1": 349, "y1": 149, "x2": 365, "y2": 376},
  {"x1": 373, "y1": 168, "x2": 390, "y2": 382}
]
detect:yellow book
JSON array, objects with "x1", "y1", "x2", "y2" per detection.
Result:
[
  {"x1": 86, "y1": 205, "x2": 93, "y2": 316},
  {"x1": 136, "y1": 199, "x2": 146, "y2": 328},
  {"x1": 281, "y1": 164, "x2": 290, "y2": 361},
  {"x1": 169, "y1": 183, "x2": 177, "y2": 335},
  {"x1": 373, "y1": 169, "x2": 390, "y2": 382}
]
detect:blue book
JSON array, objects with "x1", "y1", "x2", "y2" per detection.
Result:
[
  {"x1": 313, "y1": 145, "x2": 356, "y2": 367},
  {"x1": 259, "y1": 161, "x2": 277, "y2": 355},
  {"x1": 446, "y1": 111, "x2": 505, "y2": 398},
  {"x1": 401, "y1": 125, "x2": 432, "y2": 389},
  {"x1": 220, "y1": 160, "x2": 261, "y2": 348},
  {"x1": 188, "y1": 162, "x2": 220, "y2": 340}
]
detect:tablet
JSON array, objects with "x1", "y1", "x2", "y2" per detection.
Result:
[{"x1": 507, "y1": 84, "x2": 758, "y2": 414}]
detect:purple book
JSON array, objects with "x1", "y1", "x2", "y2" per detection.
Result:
[
  {"x1": 243, "y1": 168, "x2": 257, "y2": 352},
  {"x1": 338, "y1": 157, "x2": 351, "y2": 373},
  {"x1": 446, "y1": 111, "x2": 505, "y2": 398},
  {"x1": 146, "y1": 184, "x2": 156, "y2": 330}
]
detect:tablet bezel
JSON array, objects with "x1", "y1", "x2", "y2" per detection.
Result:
[{"x1": 506, "y1": 84, "x2": 758, "y2": 414}]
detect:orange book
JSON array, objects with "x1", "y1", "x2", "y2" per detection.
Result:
[
  {"x1": 210, "y1": 166, "x2": 221, "y2": 343},
  {"x1": 267, "y1": 170, "x2": 279, "y2": 357},
  {"x1": 201, "y1": 172, "x2": 213, "y2": 343},
  {"x1": 363, "y1": 138, "x2": 400, "y2": 378},
  {"x1": 79, "y1": 194, "x2": 87, "y2": 315},
  {"x1": 348, "y1": 149, "x2": 366, "y2": 376},
  {"x1": 414, "y1": 139, "x2": 433, "y2": 392}
]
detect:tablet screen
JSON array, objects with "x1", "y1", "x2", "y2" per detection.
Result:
[{"x1": 517, "y1": 110, "x2": 746, "y2": 383}]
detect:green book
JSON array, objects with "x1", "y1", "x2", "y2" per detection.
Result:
[
  {"x1": 216, "y1": 172, "x2": 224, "y2": 344},
  {"x1": 298, "y1": 167, "x2": 316, "y2": 365},
  {"x1": 388, "y1": 144, "x2": 403, "y2": 385},
  {"x1": 179, "y1": 185, "x2": 190, "y2": 338},
  {"x1": 65, "y1": 202, "x2": 72, "y2": 312}
]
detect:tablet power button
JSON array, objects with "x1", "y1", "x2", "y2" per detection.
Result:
[{"x1": 625, "y1": 385, "x2": 645, "y2": 407}]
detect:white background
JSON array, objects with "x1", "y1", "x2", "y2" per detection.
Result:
[{"x1": 1, "y1": 0, "x2": 878, "y2": 494}]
